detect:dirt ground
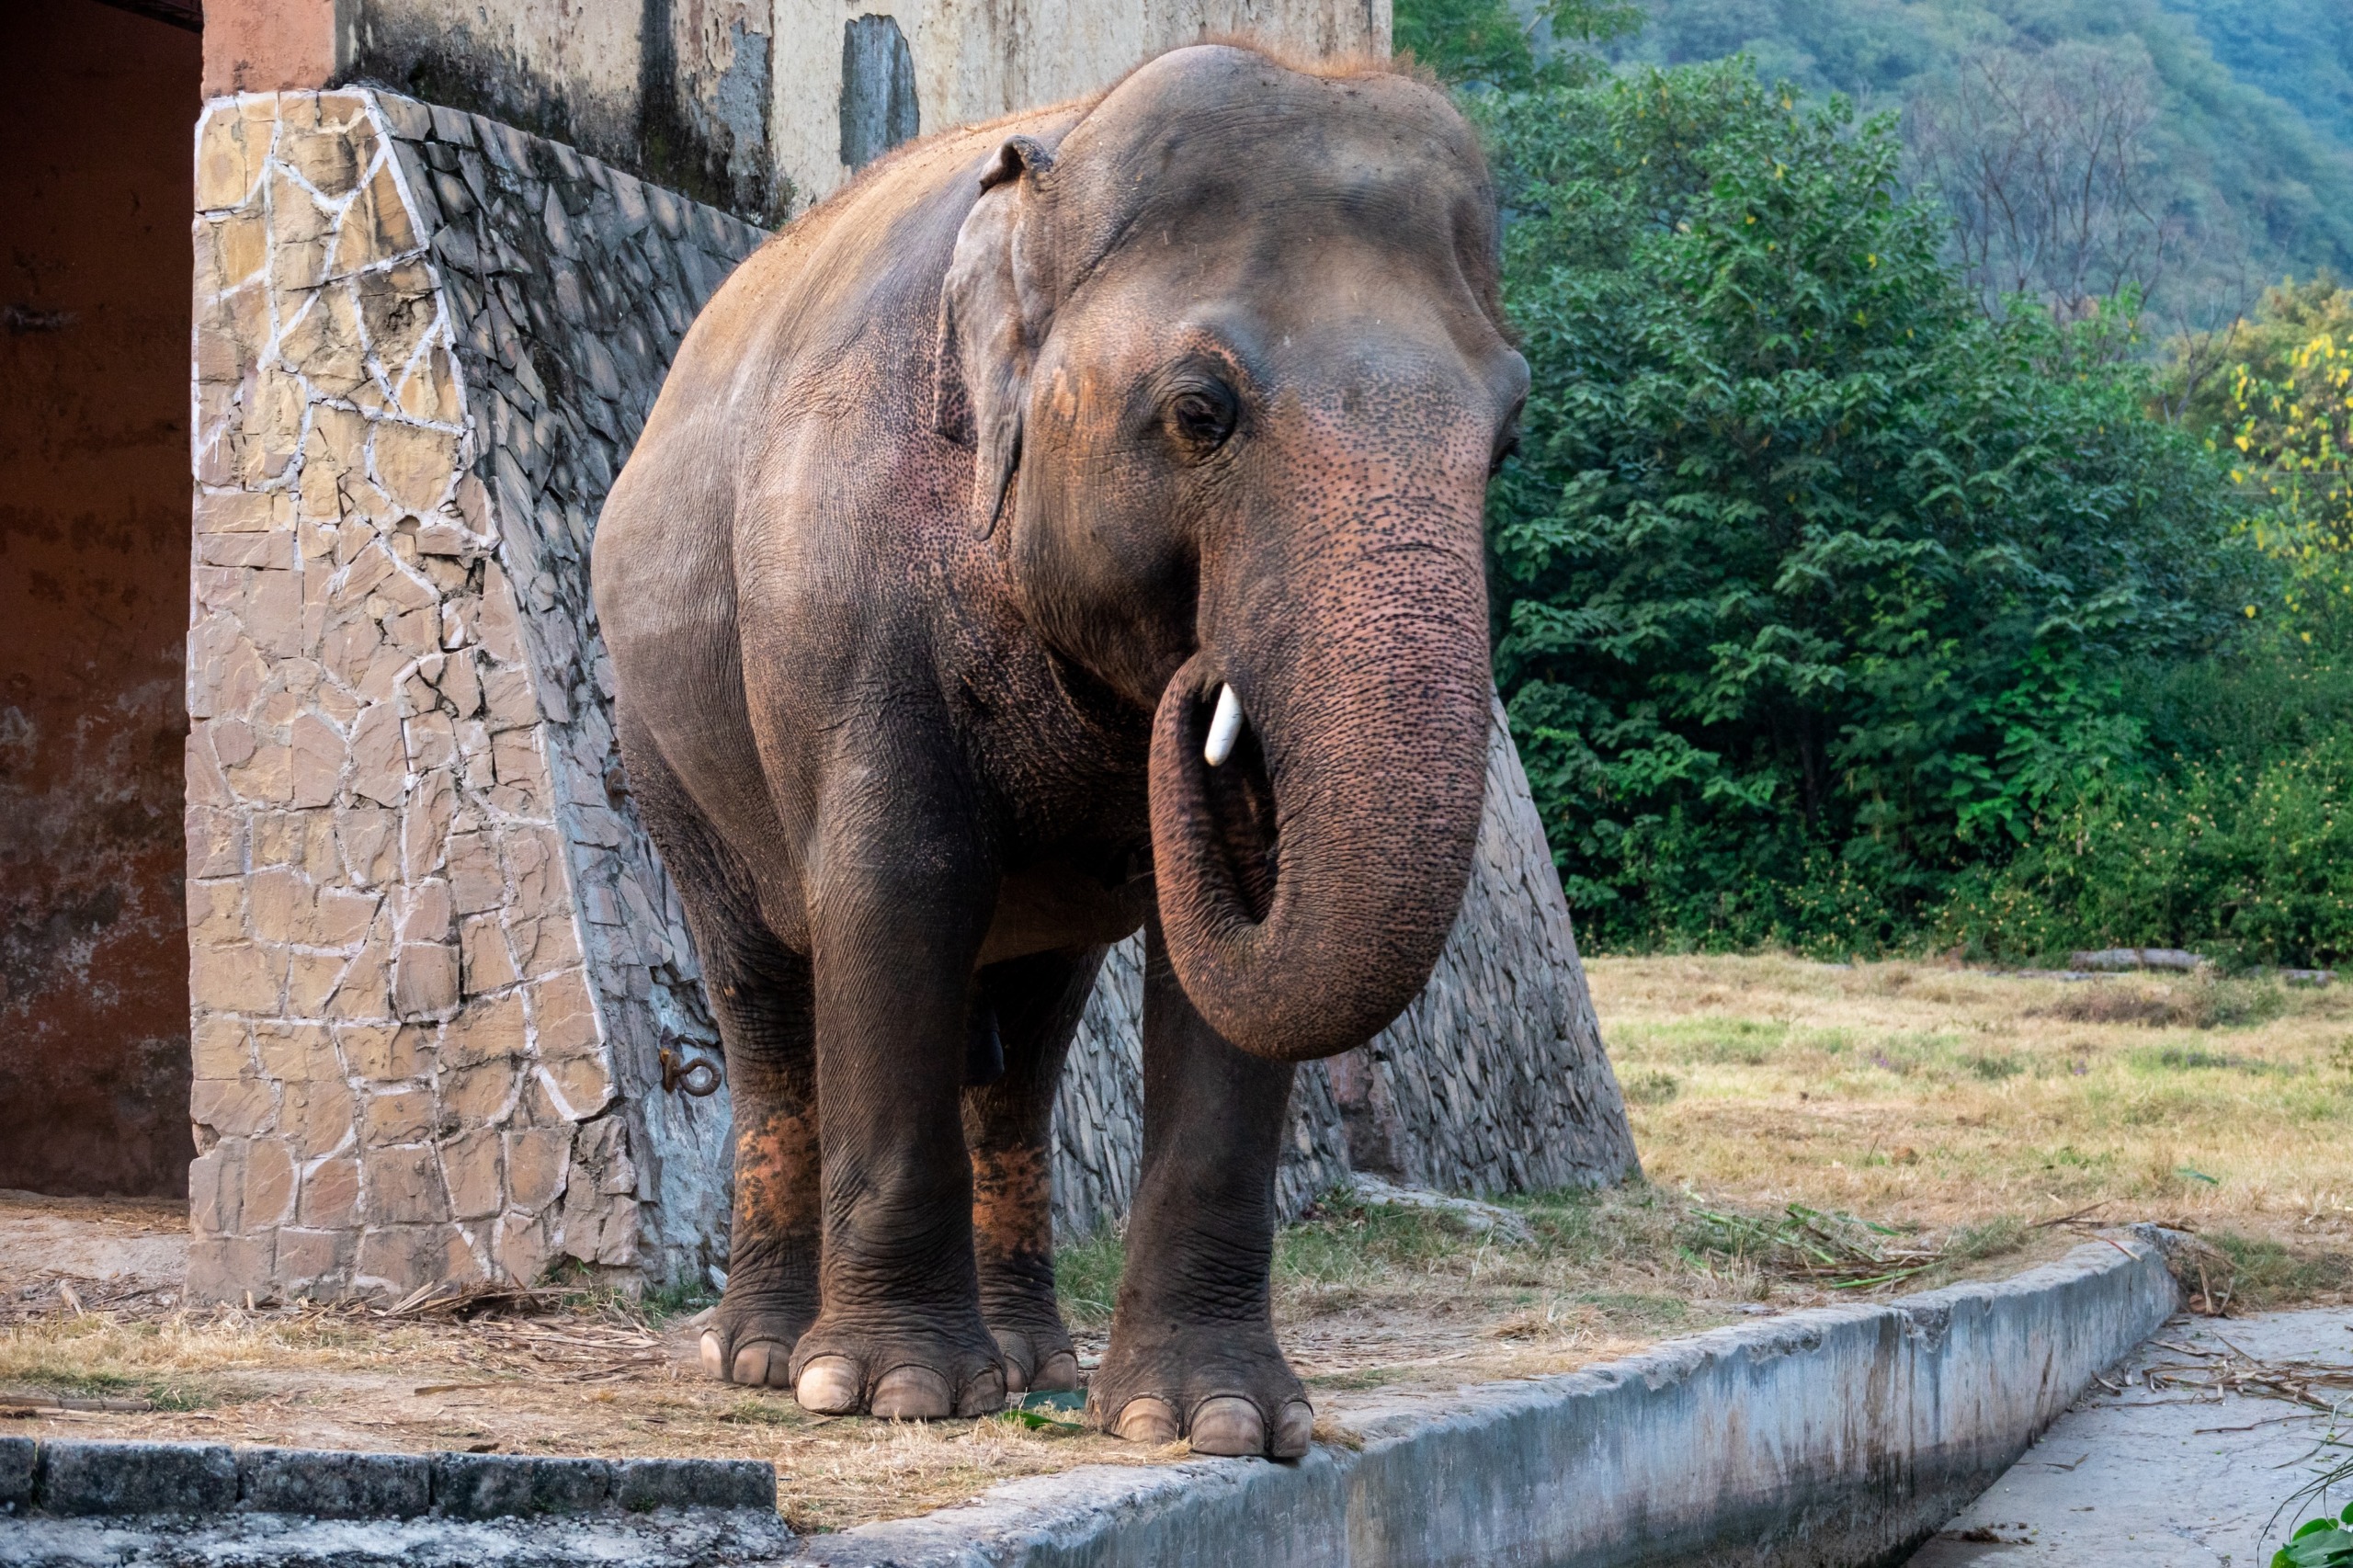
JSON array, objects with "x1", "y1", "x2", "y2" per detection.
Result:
[{"x1": 6, "y1": 956, "x2": 2346, "y2": 1531}]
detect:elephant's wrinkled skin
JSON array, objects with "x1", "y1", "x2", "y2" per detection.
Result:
[{"x1": 591, "y1": 43, "x2": 1527, "y2": 1456}]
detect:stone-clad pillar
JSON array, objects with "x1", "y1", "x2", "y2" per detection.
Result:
[{"x1": 184, "y1": 89, "x2": 764, "y2": 1302}]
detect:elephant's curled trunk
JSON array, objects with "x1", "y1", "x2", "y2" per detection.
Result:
[{"x1": 1146, "y1": 572, "x2": 1492, "y2": 1062}]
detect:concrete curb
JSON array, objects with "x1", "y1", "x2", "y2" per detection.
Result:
[
  {"x1": 801, "y1": 1230, "x2": 2184, "y2": 1568},
  {"x1": 0, "y1": 1439, "x2": 773, "y2": 1519},
  {"x1": 0, "y1": 1234, "x2": 2183, "y2": 1566}
]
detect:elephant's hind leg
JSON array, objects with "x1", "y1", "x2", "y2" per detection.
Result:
[
  {"x1": 620, "y1": 723, "x2": 820, "y2": 1387},
  {"x1": 964, "y1": 946, "x2": 1106, "y2": 1394},
  {"x1": 1086, "y1": 915, "x2": 1313, "y2": 1459}
]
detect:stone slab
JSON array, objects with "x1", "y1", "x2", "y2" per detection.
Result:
[
  {"x1": 1907, "y1": 1306, "x2": 2353, "y2": 1567},
  {"x1": 3, "y1": 1439, "x2": 774, "y2": 1524},
  {"x1": 238, "y1": 1447, "x2": 430, "y2": 1517},
  {"x1": 0, "y1": 1508, "x2": 795, "y2": 1567},
  {"x1": 1, "y1": 1436, "x2": 39, "y2": 1512},
  {"x1": 35, "y1": 1442, "x2": 239, "y2": 1517}
]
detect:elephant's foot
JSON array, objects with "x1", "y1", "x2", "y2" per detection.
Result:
[
  {"x1": 990, "y1": 1324, "x2": 1079, "y2": 1394},
  {"x1": 787, "y1": 1310, "x2": 1008, "y2": 1419},
  {"x1": 1086, "y1": 1323, "x2": 1312, "y2": 1459},
  {"x1": 696, "y1": 1290, "x2": 817, "y2": 1388},
  {"x1": 978, "y1": 1268, "x2": 1078, "y2": 1393}
]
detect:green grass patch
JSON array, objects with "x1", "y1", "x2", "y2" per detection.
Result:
[
  {"x1": 2209, "y1": 1232, "x2": 2353, "y2": 1309},
  {"x1": 1621, "y1": 1069, "x2": 1681, "y2": 1105},
  {"x1": 1947, "y1": 1215, "x2": 2030, "y2": 1262},
  {"x1": 638, "y1": 1280, "x2": 720, "y2": 1325},
  {"x1": 1615, "y1": 1018, "x2": 1787, "y2": 1066},
  {"x1": 1054, "y1": 1231, "x2": 1124, "y2": 1326}
]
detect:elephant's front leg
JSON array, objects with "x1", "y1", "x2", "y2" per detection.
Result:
[
  {"x1": 788, "y1": 845, "x2": 1008, "y2": 1420},
  {"x1": 963, "y1": 946, "x2": 1105, "y2": 1394},
  {"x1": 1086, "y1": 915, "x2": 1313, "y2": 1459}
]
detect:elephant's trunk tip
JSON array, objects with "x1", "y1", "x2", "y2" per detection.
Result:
[{"x1": 1203, "y1": 683, "x2": 1245, "y2": 767}]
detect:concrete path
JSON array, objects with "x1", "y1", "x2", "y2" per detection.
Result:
[{"x1": 1908, "y1": 1308, "x2": 2353, "y2": 1567}]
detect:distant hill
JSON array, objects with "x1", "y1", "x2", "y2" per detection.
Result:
[{"x1": 1606, "y1": 0, "x2": 2353, "y2": 317}]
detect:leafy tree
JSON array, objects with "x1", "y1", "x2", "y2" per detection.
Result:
[
  {"x1": 2163, "y1": 278, "x2": 2353, "y2": 643},
  {"x1": 1472, "y1": 61, "x2": 2256, "y2": 951},
  {"x1": 1395, "y1": 0, "x2": 1641, "y2": 91}
]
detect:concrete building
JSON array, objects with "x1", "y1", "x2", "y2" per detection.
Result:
[
  {"x1": 199, "y1": 0, "x2": 1388, "y2": 222},
  {"x1": 3, "y1": 0, "x2": 1636, "y2": 1311}
]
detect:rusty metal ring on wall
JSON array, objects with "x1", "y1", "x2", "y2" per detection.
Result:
[{"x1": 659, "y1": 1047, "x2": 724, "y2": 1096}]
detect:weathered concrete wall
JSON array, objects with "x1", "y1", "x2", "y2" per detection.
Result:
[
  {"x1": 0, "y1": 1, "x2": 203, "y2": 1198},
  {"x1": 200, "y1": 0, "x2": 1388, "y2": 223},
  {"x1": 184, "y1": 86, "x2": 757, "y2": 1301},
  {"x1": 1049, "y1": 700, "x2": 1637, "y2": 1240},
  {"x1": 767, "y1": 0, "x2": 1389, "y2": 204},
  {"x1": 803, "y1": 1234, "x2": 2186, "y2": 1568}
]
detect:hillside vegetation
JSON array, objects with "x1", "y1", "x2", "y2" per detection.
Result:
[
  {"x1": 1610, "y1": 0, "x2": 2353, "y2": 321},
  {"x1": 1400, "y1": 0, "x2": 2353, "y2": 964}
]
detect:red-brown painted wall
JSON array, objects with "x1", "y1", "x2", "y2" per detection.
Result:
[{"x1": 0, "y1": 1, "x2": 202, "y2": 1197}]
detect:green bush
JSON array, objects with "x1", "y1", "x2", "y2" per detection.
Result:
[
  {"x1": 1938, "y1": 726, "x2": 2353, "y2": 965},
  {"x1": 1475, "y1": 61, "x2": 2261, "y2": 953}
]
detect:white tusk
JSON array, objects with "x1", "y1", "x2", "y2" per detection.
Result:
[{"x1": 1204, "y1": 684, "x2": 1245, "y2": 767}]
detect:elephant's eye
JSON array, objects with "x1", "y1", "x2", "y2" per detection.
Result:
[{"x1": 1166, "y1": 383, "x2": 1238, "y2": 457}]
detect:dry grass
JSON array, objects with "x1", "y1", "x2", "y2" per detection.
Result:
[
  {"x1": 6, "y1": 954, "x2": 2346, "y2": 1528},
  {"x1": 1587, "y1": 953, "x2": 2353, "y2": 1303},
  {"x1": 0, "y1": 1299, "x2": 1164, "y2": 1532}
]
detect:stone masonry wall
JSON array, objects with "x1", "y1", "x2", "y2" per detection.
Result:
[
  {"x1": 185, "y1": 88, "x2": 760, "y2": 1302},
  {"x1": 1326, "y1": 695, "x2": 1639, "y2": 1196}
]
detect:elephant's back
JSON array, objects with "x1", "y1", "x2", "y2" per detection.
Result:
[
  {"x1": 598, "y1": 101, "x2": 1084, "y2": 587},
  {"x1": 591, "y1": 102, "x2": 1080, "y2": 847},
  {"x1": 647, "y1": 103, "x2": 1082, "y2": 459}
]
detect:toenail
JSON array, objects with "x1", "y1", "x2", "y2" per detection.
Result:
[
  {"x1": 871, "y1": 1365, "x2": 954, "y2": 1421},
  {"x1": 733, "y1": 1339, "x2": 790, "y2": 1388},
  {"x1": 796, "y1": 1355, "x2": 863, "y2": 1414},
  {"x1": 993, "y1": 1331, "x2": 1034, "y2": 1392},
  {"x1": 699, "y1": 1332, "x2": 725, "y2": 1379},
  {"x1": 1112, "y1": 1395, "x2": 1179, "y2": 1445},
  {"x1": 1272, "y1": 1399, "x2": 1315, "y2": 1460},
  {"x1": 955, "y1": 1364, "x2": 1007, "y2": 1418},
  {"x1": 1032, "y1": 1351, "x2": 1080, "y2": 1393},
  {"x1": 1187, "y1": 1395, "x2": 1267, "y2": 1457}
]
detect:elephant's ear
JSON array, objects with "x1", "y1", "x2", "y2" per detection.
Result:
[{"x1": 936, "y1": 134, "x2": 1057, "y2": 537}]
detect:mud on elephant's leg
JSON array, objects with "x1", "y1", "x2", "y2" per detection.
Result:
[
  {"x1": 963, "y1": 947, "x2": 1105, "y2": 1394},
  {"x1": 700, "y1": 949, "x2": 823, "y2": 1388},
  {"x1": 1086, "y1": 917, "x2": 1312, "y2": 1460},
  {"x1": 786, "y1": 856, "x2": 1008, "y2": 1421}
]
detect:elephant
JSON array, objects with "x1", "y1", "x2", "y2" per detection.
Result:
[{"x1": 591, "y1": 40, "x2": 1527, "y2": 1459}]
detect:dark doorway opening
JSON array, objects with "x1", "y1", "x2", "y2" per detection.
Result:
[{"x1": 0, "y1": 0, "x2": 202, "y2": 1197}]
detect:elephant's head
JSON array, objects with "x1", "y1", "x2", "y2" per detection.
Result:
[{"x1": 937, "y1": 45, "x2": 1526, "y2": 1062}]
